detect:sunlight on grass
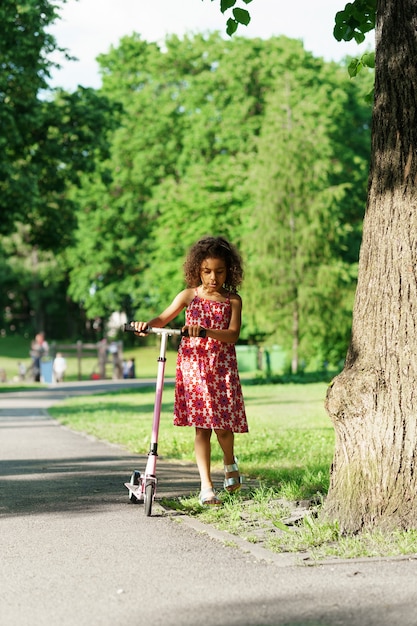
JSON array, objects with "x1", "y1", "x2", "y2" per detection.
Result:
[
  {"x1": 161, "y1": 487, "x2": 417, "y2": 560},
  {"x1": 49, "y1": 382, "x2": 334, "y2": 499},
  {"x1": 268, "y1": 515, "x2": 417, "y2": 560}
]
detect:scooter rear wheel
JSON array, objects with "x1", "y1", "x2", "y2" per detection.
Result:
[
  {"x1": 128, "y1": 470, "x2": 141, "y2": 504},
  {"x1": 144, "y1": 482, "x2": 154, "y2": 516}
]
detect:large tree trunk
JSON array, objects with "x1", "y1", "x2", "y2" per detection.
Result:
[{"x1": 324, "y1": 0, "x2": 417, "y2": 531}]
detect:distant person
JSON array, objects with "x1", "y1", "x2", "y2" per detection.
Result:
[
  {"x1": 132, "y1": 236, "x2": 248, "y2": 506},
  {"x1": 30, "y1": 332, "x2": 49, "y2": 382},
  {"x1": 53, "y1": 353, "x2": 67, "y2": 383},
  {"x1": 122, "y1": 358, "x2": 135, "y2": 379},
  {"x1": 17, "y1": 362, "x2": 26, "y2": 381},
  {"x1": 108, "y1": 341, "x2": 122, "y2": 379},
  {"x1": 128, "y1": 358, "x2": 135, "y2": 379},
  {"x1": 123, "y1": 358, "x2": 135, "y2": 379}
]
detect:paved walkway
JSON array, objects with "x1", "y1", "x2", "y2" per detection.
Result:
[{"x1": 1, "y1": 382, "x2": 417, "y2": 626}]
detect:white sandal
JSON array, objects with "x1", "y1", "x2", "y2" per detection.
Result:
[
  {"x1": 224, "y1": 457, "x2": 243, "y2": 493},
  {"x1": 199, "y1": 487, "x2": 222, "y2": 506}
]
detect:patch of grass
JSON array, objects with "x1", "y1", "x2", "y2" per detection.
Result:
[
  {"x1": 0, "y1": 382, "x2": 40, "y2": 394},
  {"x1": 162, "y1": 487, "x2": 417, "y2": 560},
  {"x1": 49, "y1": 382, "x2": 333, "y2": 499},
  {"x1": 49, "y1": 385, "x2": 196, "y2": 459},
  {"x1": 268, "y1": 514, "x2": 417, "y2": 560}
]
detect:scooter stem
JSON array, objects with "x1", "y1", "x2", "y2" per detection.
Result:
[{"x1": 144, "y1": 332, "x2": 168, "y2": 477}]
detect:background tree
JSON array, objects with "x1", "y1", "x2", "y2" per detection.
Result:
[
  {"x1": 67, "y1": 32, "x2": 262, "y2": 322},
  {"x1": 0, "y1": 1, "x2": 119, "y2": 335},
  {"x1": 1, "y1": 0, "x2": 58, "y2": 235},
  {"x1": 243, "y1": 50, "x2": 371, "y2": 371},
  {"x1": 66, "y1": 31, "x2": 370, "y2": 359}
]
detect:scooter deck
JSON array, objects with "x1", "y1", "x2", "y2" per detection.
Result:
[{"x1": 124, "y1": 482, "x2": 143, "y2": 498}]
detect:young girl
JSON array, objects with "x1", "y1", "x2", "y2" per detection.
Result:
[{"x1": 133, "y1": 236, "x2": 248, "y2": 506}]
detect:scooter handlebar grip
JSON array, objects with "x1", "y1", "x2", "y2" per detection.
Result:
[
  {"x1": 181, "y1": 328, "x2": 207, "y2": 338},
  {"x1": 123, "y1": 324, "x2": 206, "y2": 337},
  {"x1": 123, "y1": 322, "x2": 149, "y2": 334}
]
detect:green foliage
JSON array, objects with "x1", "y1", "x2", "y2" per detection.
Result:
[
  {"x1": 216, "y1": 0, "x2": 252, "y2": 35},
  {"x1": 334, "y1": 0, "x2": 376, "y2": 44},
  {"x1": 242, "y1": 52, "x2": 371, "y2": 364},
  {"x1": 61, "y1": 33, "x2": 371, "y2": 364},
  {"x1": 0, "y1": 1, "x2": 121, "y2": 336},
  {"x1": 334, "y1": 0, "x2": 376, "y2": 96},
  {"x1": 22, "y1": 87, "x2": 119, "y2": 252},
  {"x1": 0, "y1": 0, "x2": 59, "y2": 235},
  {"x1": 1, "y1": 9, "x2": 372, "y2": 361}
]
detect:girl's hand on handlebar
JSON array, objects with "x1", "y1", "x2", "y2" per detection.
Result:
[
  {"x1": 182, "y1": 324, "x2": 206, "y2": 338},
  {"x1": 133, "y1": 321, "x2": 149, "y2": 336}
]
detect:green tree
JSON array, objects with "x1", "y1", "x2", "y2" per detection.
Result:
[
  {"x1": 0, "y1": 1, "x2": 120, "y2": 334},
  {"x1": 67, "y1": 31, "x2": 370, "y2": 359},
  {"x1": 0, "y1": 226, "x2": 77, "y2": 337},
  {"x1": 0, "y1": 0, "x2": 59, "y2": 236},
  {"x1": 134, "y1": 33, "x2": 266, "y2": 318},
  {"x1": 243, "y1": 51, "x2": 371, "y2": 370},
  {"x1": 67, "y1": 33, "x2": 260, "y2": 321},
  {"x1": 66, "y1": 34, "x2": 189, "y2": 322}
]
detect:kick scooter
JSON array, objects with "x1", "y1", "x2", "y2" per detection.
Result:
[{"x1": 123, "y1": 322, "x2": 205, "y2": 516}]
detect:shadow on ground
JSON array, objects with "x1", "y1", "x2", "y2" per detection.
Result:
[{"x1": 0, "y1": 452, "x2": 202, "y2": 518}]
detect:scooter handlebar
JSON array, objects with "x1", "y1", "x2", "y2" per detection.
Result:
[{"x1": 123, "y1": 323, "x2": 207, "y2": 338}]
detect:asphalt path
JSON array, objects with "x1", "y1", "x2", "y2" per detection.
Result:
[{"x1": 1, "y1": 381, "x2": 417, "y2": 626}]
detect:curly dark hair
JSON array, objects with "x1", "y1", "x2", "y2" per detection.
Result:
[{"x1": 183, "y1": 236, "x2": 244, "y2": 292}]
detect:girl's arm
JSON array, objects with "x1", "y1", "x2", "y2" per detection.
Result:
[
  {"x1": 185, "y1": 294, "x2": 242, "y2": 344},
  {"x1": 134, "y1": 289, "x2": 193, "y2": 335}
]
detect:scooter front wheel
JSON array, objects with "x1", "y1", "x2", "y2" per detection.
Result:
[{"x1": 144, "y1": 482, "x2": 154, "y2": 516}]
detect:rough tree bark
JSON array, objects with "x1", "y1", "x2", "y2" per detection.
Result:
[{"x1": 324, "y1": 0, "x2": 417, "y2": 531}]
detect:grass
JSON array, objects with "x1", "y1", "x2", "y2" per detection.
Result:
[
  {"x1": 161, "y1": 488, "x2": 417, "y2": 561},
  {"x1": 48, "y1": 382, "x2": 334, "y2": 500}
]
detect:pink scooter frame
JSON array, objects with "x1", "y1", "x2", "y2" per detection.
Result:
[{"x1": 123, "y1": 324, "x2": 182, "y2": 516}]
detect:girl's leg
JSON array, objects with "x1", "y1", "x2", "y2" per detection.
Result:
[
  {"x1": 194, "y1": 427, "x2": 213, "y2": 490},
  {"x1": 215, "y1": 429, "x2": 241, "y2": 491},
  {"x1": 195, "y1": 427, "x2": 221, "y2": 505}
]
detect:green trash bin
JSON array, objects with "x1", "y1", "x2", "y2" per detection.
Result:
[
  {"x1": 235, "y1": 345, "x2": 258, "y2": 372},
  {"x1": 263, "y1": 345, "x2": 286, "y2": 374}
]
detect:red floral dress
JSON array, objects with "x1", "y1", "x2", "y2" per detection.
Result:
[{"x1": 173, "y1": 292, "x2": 248, "y2": 433}]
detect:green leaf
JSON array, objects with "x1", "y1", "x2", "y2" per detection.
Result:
[
  {"x1": 242, "y1": 0, "x2": 253, "y2": 4},
  {"x1": 353, "y1": 31, "x2": 366, "y2": 44},
  {"x1": 364, "y1": 87, "x2": 375, "y2": 105},
  {"x1": 348, "y1": 52, "x2": 375, "y2": 79},
  {"x1": 220, "y1": 0, "x2": 236, "y2": 13},
  {"x1": 233, "y1": 7, "x2": 251, "y2": 26},
  {"x1": 348, "y1": 58, "x2": 362, "y2": 78},
  {"x1": 362, "y1": 51, "x2": 375, "y2": 68},
  {"x1": 226, "y1": 17, "x2": 238, "y2": 36}
]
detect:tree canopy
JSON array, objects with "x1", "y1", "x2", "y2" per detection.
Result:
[
  {"x1": 1, "y1": 0, "x2": 372, "y2": 365},
  {"x1": 62, "y1": 31, "x2": 371, "y2": 367}
]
